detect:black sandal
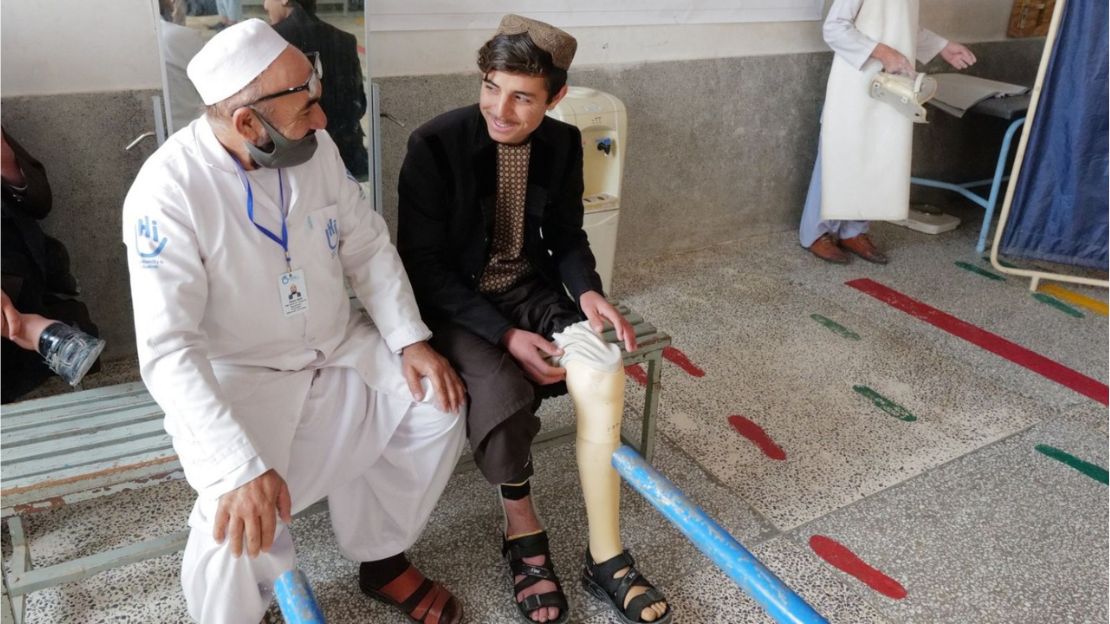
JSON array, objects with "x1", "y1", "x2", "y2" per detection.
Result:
[
  {"x1": 582, "y1": 549, "x2": 672, "y2": 624},
  {"x1": 502, "y1": 531, "x2": 570, "y2": 624}
]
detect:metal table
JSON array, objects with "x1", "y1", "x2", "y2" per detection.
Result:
[{"x1": 911, "y1": 93, "x2": 1031, "y2": 253}]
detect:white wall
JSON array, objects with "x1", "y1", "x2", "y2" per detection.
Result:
[
  {"x1": 368, "y1": 0, "x2": 1019, "y2": 77},
  {"x1": 1, "y1": 0, "x2": 161, "y2": 96},
  {"x1": 0, "y1": 0, "x2": 1016, "y2": 95}
]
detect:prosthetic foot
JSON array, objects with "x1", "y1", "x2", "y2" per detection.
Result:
[
  {"x1": 37, "y1": 322, "x2": 105, "y2": 386},
  {"x1": 553, "y1": 322, "x2": 670, "y2": 623}
]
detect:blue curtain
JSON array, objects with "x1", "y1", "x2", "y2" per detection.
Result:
[{"x1": 999, "y1": 0, "x2": 1109, "y2": 269}]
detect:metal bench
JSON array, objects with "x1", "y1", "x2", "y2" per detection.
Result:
[{"x1": 0, "y1": 302, "x2": 669, "y2": 623}]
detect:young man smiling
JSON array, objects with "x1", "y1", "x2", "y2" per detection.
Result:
[{"x1": 398, "y1": 14, "x2": 671, "y2": 624}]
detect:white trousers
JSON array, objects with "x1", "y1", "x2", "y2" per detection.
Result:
[
  {"x1": 798, "y1": 143, "x2": 870, "y2": 248},
  {"x1": 181, "y1": 367, "x2": 465, "y2": 624}
]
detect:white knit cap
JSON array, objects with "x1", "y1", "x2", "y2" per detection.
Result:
[{"x1": 187, "y1": 19, "x2": 289, "y2": 105}]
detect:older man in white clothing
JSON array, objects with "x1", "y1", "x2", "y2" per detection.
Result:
[
  {"x1": 123, "y1": 20, "x2": 466, "y2": 624},
  {"x1": 799, "y1": 0, "x2": 976, "y2": 264}
]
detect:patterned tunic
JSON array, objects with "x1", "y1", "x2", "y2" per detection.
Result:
[{"x1": 479, "y1": 141, "x2": 534, "y2": 293}]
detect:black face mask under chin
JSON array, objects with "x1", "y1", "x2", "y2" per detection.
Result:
[{"x1": 244, "y1": 109, "x2": 318, "y2": 169}]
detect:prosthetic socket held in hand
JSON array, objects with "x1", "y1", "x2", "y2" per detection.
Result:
[
  {"x1": 869, "y1": 72, "x2": 938, "y2": 123},
  {"x1": 37, "y1": 322, "x2": 105, "y2": 386}
]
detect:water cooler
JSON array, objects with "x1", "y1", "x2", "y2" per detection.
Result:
[{"x1": 547, "y1": 87, "x2": 627, "y2": 294}]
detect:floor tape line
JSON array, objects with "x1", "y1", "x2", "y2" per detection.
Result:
[{"x1": 846, "y1": 278, "x2": 1108, "y2": 406}]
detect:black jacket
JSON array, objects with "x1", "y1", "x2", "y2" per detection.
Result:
[
  {"x1": 273, "y1": 5, "x2": 368, "y2": 178},
  {"x1": 2, "y1": 128, "x2": 61, "y2": 299},
  {"x1": 397, "y1": 104, "x2": 604, "y2": 345}
]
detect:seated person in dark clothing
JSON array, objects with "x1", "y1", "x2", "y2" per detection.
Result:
[
  {"x1": 265, "y1": 0, "x2": 368, "y2": 179},
  {"x1": 2, "y1": 128, "x2": 104, "y2": 402},
  {"x1": 397, "y1": 15, "x2": 670, "y2": 624}
]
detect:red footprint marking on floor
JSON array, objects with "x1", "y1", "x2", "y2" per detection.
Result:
[
  {"x1": 662, "y1": 346, "x2": 705, "y2": 377},
  {"x1": 809, "y1": 535, "x2": 907, "y2": 600},
  {"x1": 727, "y1": 415, "x2": 786, "y2": 460},
  {"x1": 625, "y1": 364, "x2": 648, "y2": 386}
]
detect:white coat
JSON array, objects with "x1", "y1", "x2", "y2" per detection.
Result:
[
  {"x1": 122, "y1": 117, "x2": 431, "y2": 498},
  {"x1": 819, "y1": 0, "x2": 948, "y2": 221}
]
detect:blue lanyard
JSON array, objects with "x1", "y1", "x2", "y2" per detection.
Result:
[{"x1": 233, "y1": 161, "x2": 292, "y2": 272}]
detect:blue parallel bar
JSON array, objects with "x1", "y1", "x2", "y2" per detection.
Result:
[
  {"x1": 275, "y1": 569, "x2": 326, "y2": 623},
  {"x1": 612, "y1": 445, "x2": 828, "y2": 624}
]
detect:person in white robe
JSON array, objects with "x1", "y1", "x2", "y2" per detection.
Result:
[
  {"x1": 799, "y1": 0, "x2": 976, "y2": 264},
  {"x1": 123, "y1": 20, "x2": 467, "y2": 624}
]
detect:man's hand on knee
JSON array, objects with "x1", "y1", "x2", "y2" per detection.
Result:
[
  {"x1": 401, "y1": 340, "x2": 466, "y2": 413},
  {"x1": 502, "y1": 328, "x2": 566, "y2": 385},
  {"x1": 579, "y1": 291, "x2": 637, "y2": 352},
  {"x1": 213, "y1": 469, "x2": 292, "y2": 558}
]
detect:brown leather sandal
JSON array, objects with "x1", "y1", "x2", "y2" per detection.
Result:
[{"x1": 359, "y1": 563, "x2": 463, "y2": 624}]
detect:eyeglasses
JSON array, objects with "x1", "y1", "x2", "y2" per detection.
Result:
[{"x1": 247, "y1": 51, "x2": 323, "y2": 106}]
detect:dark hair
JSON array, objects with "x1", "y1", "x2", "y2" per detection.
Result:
[{"x1": 477, "y1": 33, "x2": 566, "y2": 103}]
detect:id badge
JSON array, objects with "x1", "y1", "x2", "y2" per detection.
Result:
[{"x1": 279, "y1": 269, "x2": 309, "y2": 317}]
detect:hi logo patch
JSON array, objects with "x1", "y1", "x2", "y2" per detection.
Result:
[
  {"x1": 135, "y1": 216, "x2": 168, "y2": 268},
  {"x1": 325, "y1": 217, "x2": 339, "y2": 256}
]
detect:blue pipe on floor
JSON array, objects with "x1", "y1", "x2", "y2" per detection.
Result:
[
  {"x1": 275, "y1": 569, "x2": 326, "y2": 623},
  {"x1": 612, "y1": 445, "x2": 828, "y2": 624}
]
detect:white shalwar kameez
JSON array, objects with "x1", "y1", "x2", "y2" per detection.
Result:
[
  {"x1": 122, "y1": 117, "x2": 465, "y2": 624},
  {"x1": 799, "y1": 0, "x2": 948, "y2": 246}
]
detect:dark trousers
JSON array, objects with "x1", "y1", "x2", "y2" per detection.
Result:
[{"x1": 429, "y1": 276, "x2": 582, "y2": 485}]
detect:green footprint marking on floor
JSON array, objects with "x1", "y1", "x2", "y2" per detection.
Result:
[
  {"x1": 955, "y1": 261, "x2": 1006, "y2": 281},
  {"x1": 1035, "y1": 444, "x2": 1109, "y2": 485},
  {"x1": 853, "y1": 385, "x2": 916, "y2": 421},
  {"x1": 811, "y1": 314, "x2": 861, "y2": 340},
  {"x1": 1032, "y1": 293, "x2": 1085, "y2": 318}
]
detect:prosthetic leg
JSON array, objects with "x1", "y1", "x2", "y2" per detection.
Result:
[
  {"x1": 553, "y1": 322, "x2": 670, "y2": 623},
  {"x1": 552, "y1": 322, "x2": 625, "y2": 562}
]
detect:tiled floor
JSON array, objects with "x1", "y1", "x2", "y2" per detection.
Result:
[{"x1": 4, "y1": 213, "x2": 1108, "y2": 623}]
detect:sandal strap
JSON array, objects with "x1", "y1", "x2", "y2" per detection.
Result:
[
  {"x1": 623, "y1": 587, "x2": 666, "y2": 621},
  {"x1": 502, "y1": 531, "x2": 551, "y2": 560},
  {"x1": 519, "y1": 589, "x2": 569, "y2": 614},
  {"x1": 612, "y1": 567, "x2": 643, "y2": 605},
  {"x1": 370, "y1": 565, "x2": 460, "y2": 624},
  {"x1": 411, "y1": 582, "x2": 455, "y2": 624},
  {"x1": 510, "y1": 561, "x2": 558, "y2": 589},
  {"x1": 376, "y1": 566, "x2": 435, "y2": 612},
  {"x1": 588, "y1": 549, "x2": 637, "y2": 582}
]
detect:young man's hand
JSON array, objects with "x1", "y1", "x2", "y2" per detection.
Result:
[
  {"x1": 213, "y1": 469, "x2": 292, "y2": 558},
  {"x1": 0, "y1": 289, "x2": 22, "y2": 342},
  {"x1": 940, "y1": 42, "x2": 977, "y2": 70},
  {"x1": 502, "y1": 328, "x2": 566, "y2": 385},
  {"x1": 401, "y1": 340, "x2": 466, "y2": 413},
  {"x1": 871, "y1": 43, "x2": 915, "y2": 76},
  {"x1": 580, "y1": 291, "x2": 637, "y2": 352}
]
